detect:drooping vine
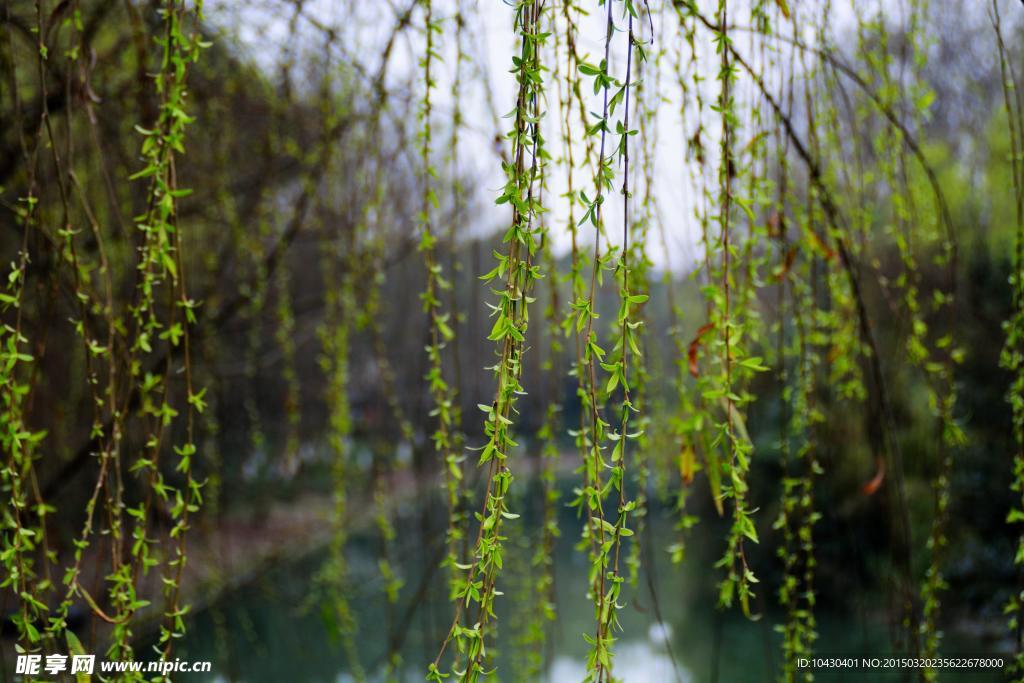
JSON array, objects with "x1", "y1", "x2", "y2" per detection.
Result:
[
  {"x1": 772, "y1": 7, "x2": 822, "y2": 677},
  {"x1": 994, "y1": 0, "x2": 1024, "y2": 677},
  {"x1": 416, "y1": 0, "x2": 465, "y2": 609},
  {"x1": 429, "y1": 2, "x2": 548, "y2": 679}
]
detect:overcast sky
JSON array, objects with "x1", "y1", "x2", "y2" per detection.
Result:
[{"x1": 201, "y1": 0, "x2": 1021, "y2": 275}]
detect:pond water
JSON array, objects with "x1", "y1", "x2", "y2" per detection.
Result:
[{"x1": 164, "y1": 479, "x2": 1006, "y2": 682}]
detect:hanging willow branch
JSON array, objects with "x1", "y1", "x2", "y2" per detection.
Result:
[
  {"x1": 993, "y1": 0, "x2": 1024, "y2": 678},
  {"x1": 429, "y1": 1, "x2": 548, "y2": 680}
]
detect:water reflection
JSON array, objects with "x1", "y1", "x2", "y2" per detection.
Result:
[
  {"x1": 160, "y1": 479, "x2": 1003, "y2": 682},
  {"x1": 549, "y1": 639, "x2": 691, "y2": 683}
]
